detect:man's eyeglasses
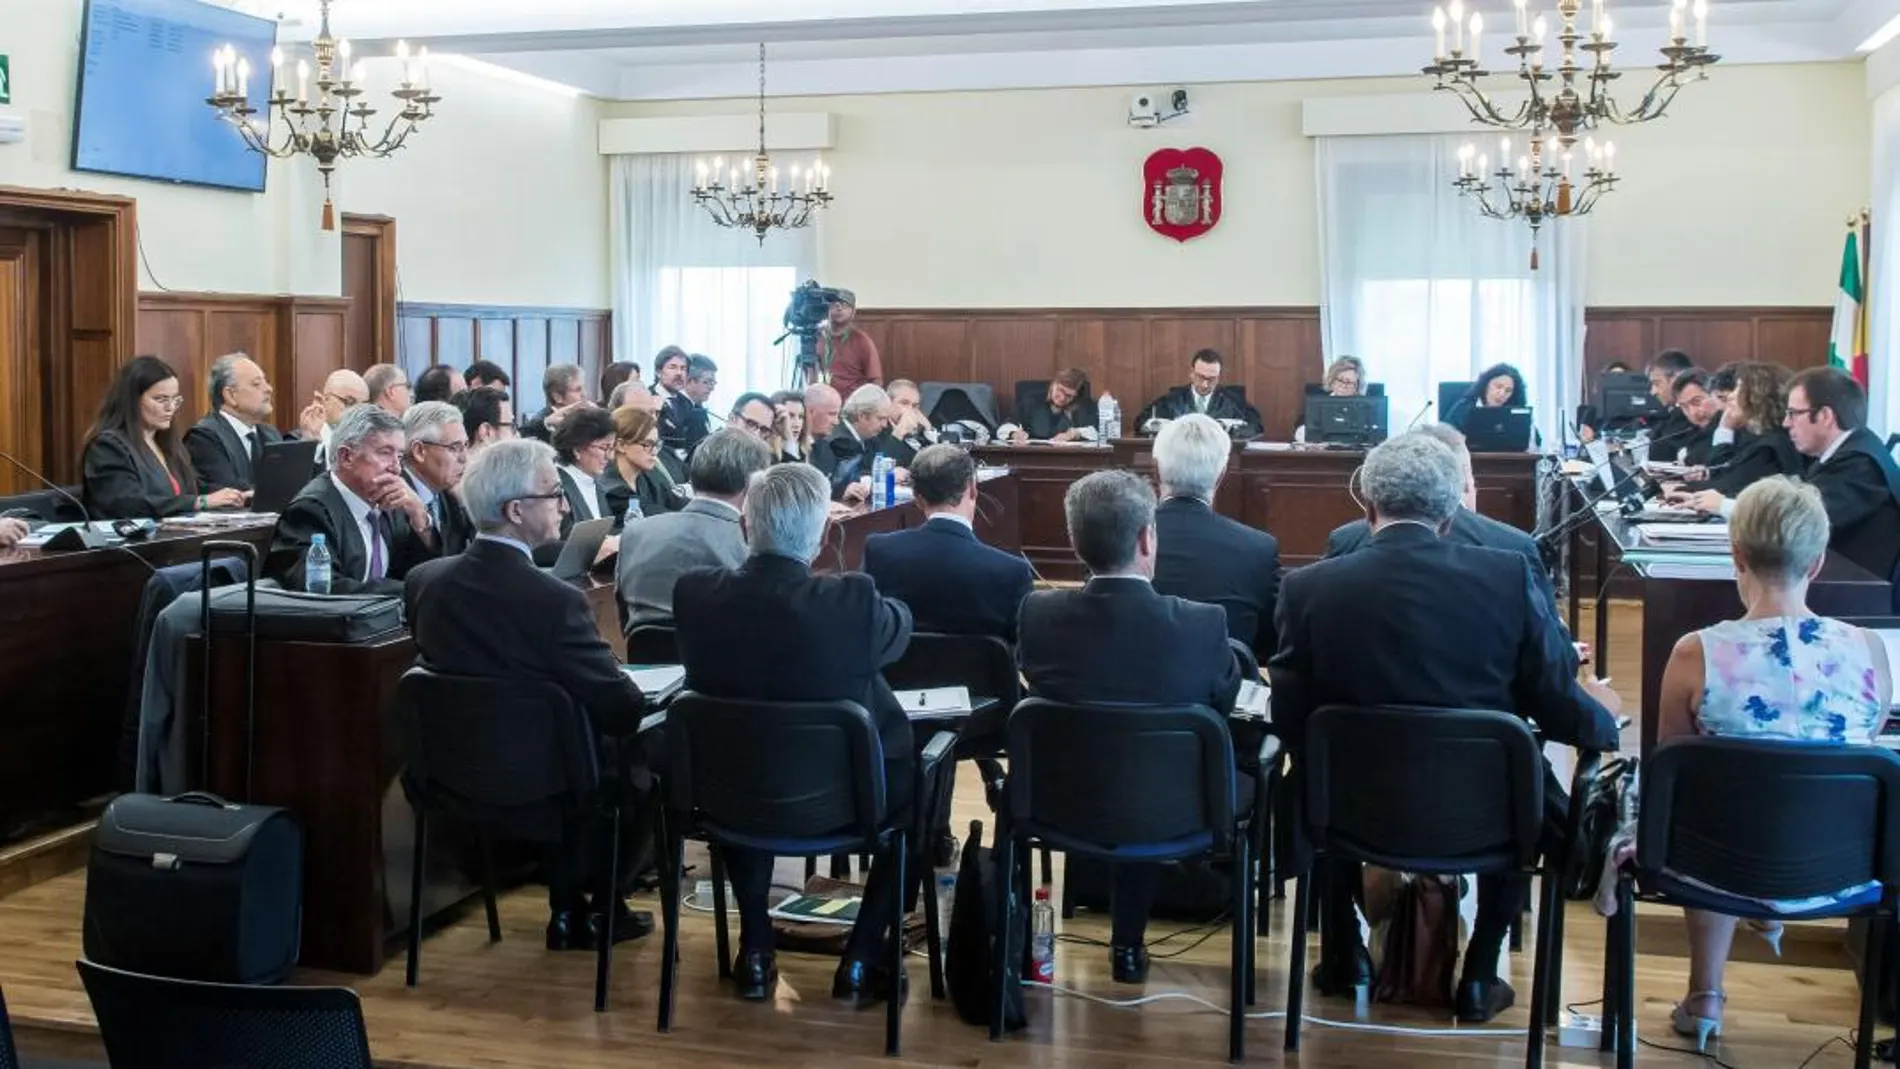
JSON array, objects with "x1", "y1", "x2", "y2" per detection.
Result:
[
  {"x1": 739, "y1": 417, "x2": 774, "y2": 437},
  {"x1": 509, "y1": 491, "x2": 569, "y2": 510},
  {"x1": 417, "y1": 440, "x2": 469, "y2": 458},
  {"x1": 1785, "y1": 406, "x2": 1819, "y2": 421}
]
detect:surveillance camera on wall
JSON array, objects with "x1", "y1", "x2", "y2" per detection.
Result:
[{"x1": 1127, "y1": 88, "x2": 1190, "y2": 128}]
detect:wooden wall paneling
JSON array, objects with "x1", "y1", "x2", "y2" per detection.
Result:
[
  {"x1": 1242, "y1": 315, "x2": 1322, "y2": 440},
  {"x1": 398, "y1": 317, "x2": 433, "y2": 381},
  {"x1": 1755, "y1": 315, "x2": 1834, "y2": 369},
  {"x1": 1583, "y1": 307, "x2": 1833, "y2": 376},
  {"x1": 0, "y1": 233, "x2": 40, "y2": 495},
  {"x1": 1097, "y1": 317, "x2": 1151, "y2": 416},
  {"x1": 285, "y1": 298, "x2": 349, "y2": 424},
  {"x1": 970, "y1": 317, "x2": 1057, "y2": 410},
  {"x1": 476, "y1": 319, "x2": 515, "y2": 375},
  {"x1": 578, "y1": 315, "x2": 608, "y2": 377},
  {"x1": 1660, "y1": 316, "x2": 1756, "y2": 367},
  {"x1": 515, "y1": 319, "x2": 551, "y2": 401},
  {"x1": 1581, "y1": 317, "x2": 1652, "y2": 380},
  {"x1": 878, "y1": 319, "x2": 971, "y2": 391},
  {"x1": 435, "y1": 318, "x2": 475, "y2": 368},
  {"x1": 549, "y1": 317, "x2": 580, "y2": 368}
]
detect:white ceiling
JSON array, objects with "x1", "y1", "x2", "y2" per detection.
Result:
[{"x1": 219, "y1": 0, "x2": 1900, "y2": 99}]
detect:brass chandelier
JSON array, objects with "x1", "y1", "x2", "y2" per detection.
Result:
[
  {"x1": 1454, "y1": 135, "x2": 1618, "y2": 266},
  {"x1": 691, "y1": 44, "x2": 833, "y2": 243},
  {"x1": 207, "y1": 0, "x2": 441, "y2": 230}
]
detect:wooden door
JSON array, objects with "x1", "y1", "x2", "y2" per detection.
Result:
[
  {"x1": 0, "y1": 226, "x2": 46, "y2": 495},
  {"x1": 340, "y1": 215, "x2": 396, "y2": 371}
]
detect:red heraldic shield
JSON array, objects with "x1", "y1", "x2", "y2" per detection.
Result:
[{"x1": 1143, "y1": 147, "x2": 1223, "y2": 242}]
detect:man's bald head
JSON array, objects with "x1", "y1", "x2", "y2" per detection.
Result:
[
  {"x1": 804, "y1": 383, "x2": 843, "y2": 438},
  {"x1": 321, "y1": 369, "x2": 369, "y2": 427}
]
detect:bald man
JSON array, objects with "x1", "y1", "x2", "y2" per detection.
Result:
[
  {"x1": 804, "y1": 384, "x2": 845, "y2": 481},
  {"x1": 303, "y1": 369, "x2": 369, "y2": 469}
]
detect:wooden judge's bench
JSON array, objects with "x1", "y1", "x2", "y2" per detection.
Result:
[{"x1": 975, "y1": 440, "x2": 1541, "y2": 580}]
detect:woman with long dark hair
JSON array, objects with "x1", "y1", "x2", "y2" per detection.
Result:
[
  {"x1": 1446, "y1": 363, "x2": 1531, "y2": 437},
  {"x1": 81, "y1": 355, "x2": 247, "y2": 518}
]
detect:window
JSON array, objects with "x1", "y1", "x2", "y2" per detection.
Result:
[
  {"x1": 654, "y1": 266, "x2": 798, "y2": 417},
  {"x1": 1354, "y1": 278, "x2": 1537, "y2": 423}
]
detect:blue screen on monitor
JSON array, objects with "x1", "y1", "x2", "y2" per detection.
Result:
[{"x1": 72, "y1": 0, "x2": 277, "y2": 192}]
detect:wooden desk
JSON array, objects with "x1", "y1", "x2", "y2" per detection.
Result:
[
  {"x1": 820, "y1": 471, "x2": 1022, "y2": 574},
  {"x1": 0, "y1": 523, "x2": 272, "y2": 842},
  {"x1": 976, "y1": 442, "x2": 1540, "y2": 579}
]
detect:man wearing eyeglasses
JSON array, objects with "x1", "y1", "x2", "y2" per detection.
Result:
[
  {"x1": 728, "y1": 393, "x2": 777, "y2": 443},
  {"x1": 402, "y1": 401, "x2": 475, "y2": 556},
  {"x1": 304, "y1": 369, "x2": 370, "y2": 471}
]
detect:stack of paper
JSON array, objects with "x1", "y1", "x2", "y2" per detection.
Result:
[
  {"x1": 1235, "y1": 680, "x2": 1270, "y2": 720},
  {"x1": 895, "y1": 686, "x2": 974, "y2": 717},
  {"x1": 621, "y1": 665, "x2": 685, "y2": 703},
  {"x1": 1637, "y1": 522, "x2": 1730, "y2": 547}
]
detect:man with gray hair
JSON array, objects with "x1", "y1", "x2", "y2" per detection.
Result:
[
  {"x1": 824, "y1": 383, "x2": 901, "y2": 503},
  {"x1": 615, "y1": 428, "x2": 772, "y2": 628},
  {"x1": 1270, "y1": 431, "x2": 1619, "y2": 1022},
  {"x1": 265, "y1": 404, "x2": 439, "y2": 594},
  {"x1": 403, "y1": 438, "x2": 655, "y2": 952},
  {"x1": 1016, "y1": 468, "x2": 1244, "y2": 984},
  {"x1": 1152, "y1": 413, "x2": 1282, "y2": 658},
  {"x1": 672, "y1": 462, "x2": 916, "y2": 1004},
  {"x1": 523, "y1": 363, "x2": 588, "y2": 443},
  {"x1": 364, "y1": 363, "x2": 412, "y2": 417},
  {"x1": 185, "y1": 351, "x2": 286, "y2": 493},
  {"x1": 1323, "y1": 422, "x2": 1556, "y2": 614},
  {"x1": 402, "y1": 400, "x2": 474, "y2": 556}
]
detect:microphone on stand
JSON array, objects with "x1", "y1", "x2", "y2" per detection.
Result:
[{"x1": 1402, "y1": 400, "x2": 1435, "y2": 432}]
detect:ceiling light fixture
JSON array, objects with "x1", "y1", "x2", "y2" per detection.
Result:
[{"x1": 690, "y1": 43, "x2": 833, "y2": 243}]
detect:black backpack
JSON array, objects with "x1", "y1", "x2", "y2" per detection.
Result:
[{"x1": 945, "y1": 819, "x2": 1029, "y2": 1030}]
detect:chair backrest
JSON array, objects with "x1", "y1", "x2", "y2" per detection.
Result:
[
  {"x1": 921, "y1": 383, "x2": 999, "y2": 431},
  {"x1": 1438, "y1": 380, "x2": 1475, "y2": 418},
  {"x1": 1303, "y1": 705, "x2": 1544, "y2": 873},
  {"x1": 1640, "y1": 737, "x2": 1900, "y2": 900},
  {"x1": 883, "y1": 632, "x2": 1021, "y2": 709},
  {"x1": 396, "y1": 667, "x2": 599, "y2": 838},
  {"x1": 665, "y1": 692, "x2": 886, "y2": 846},
  {"x1": 77, "y1": 959, "x2": 372, "y2": 1069},
  {"x1": 624, "y1": 624, "x2": 679, "y2": 664},
  {"x1": 0, "y1": 487, "x2": 85, "y2": 523},
  {"x1": 1005, "y1": 698, "x2": 1236, "y2": 857}
]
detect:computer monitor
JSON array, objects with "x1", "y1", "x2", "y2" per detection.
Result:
[
  {"x1": 1463, "y1": 407, "x2": 1535, "y2": 452},
  {"x1": 1304, "y1": 395, "x2": 1390, "y2": 447},
  {"x1": 252, "y1": 438, "x2": 320, "y2": 514},
  {"x1": 1596, "y1": 372, "x2": 1661, "y2": 425}
]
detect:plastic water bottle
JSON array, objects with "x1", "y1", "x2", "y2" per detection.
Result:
[
  {"x1": 936, "y1": 871, "x2": 957, "y2": 944},
  {"x1": 1099, "y1": 393, "x2": 1122, "y2": 443},
  {"x1": 305, "y1": 533, "x2": 333, "y2": 594},
  {"x1": 1029, "y1": 887, "x2": 1056, "y2": 984},
  {"x1": 883, "y1": 455, "x2": 898, "y2": 506},
  {"x1": 870, "y1": 455, "x2": 890, "y2": 510}
]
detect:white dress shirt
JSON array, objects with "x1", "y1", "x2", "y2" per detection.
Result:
[
  {"x1": 925, "y1": 510, "x2": 974, "y2": 530},
  {"x1": 1711, "y1": 425, "x2": 1736, "y2": 449},
  {"x1": 1816, "y1": 429, "x2": 1851, "y2": 467},
  {"x1": 220, "y1": 409, "x2": 261, "y2": 459},
  {"x1": 561, "y1": 464, "x2": 603, "y2": 521},
  {"x1": 327, "y1": 473, "x2": 382, "y2": 581}
]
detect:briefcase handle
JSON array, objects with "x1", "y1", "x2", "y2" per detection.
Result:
[{"x1": 167, "y1": 791, "x2": 238, "y2": 810}]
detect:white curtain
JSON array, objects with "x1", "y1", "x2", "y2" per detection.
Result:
[
  {"x1": 1317, "y1": 134, "x2": 1587, "y2": 446},
  {"x1": 610, "y1": 153, "x2": 820, "y2": 416},
  {"x1": 1869, "y1": 88, "x2": 1900, "y2": 437}
]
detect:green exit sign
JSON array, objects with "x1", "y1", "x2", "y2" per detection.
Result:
[{"x1": 0, "y1": 56, "x2": 10, "y2": 105}]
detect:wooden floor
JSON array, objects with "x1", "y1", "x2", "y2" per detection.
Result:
[{"x1": 0, "y1": 603, "x2": 1882, "y2": 1067}]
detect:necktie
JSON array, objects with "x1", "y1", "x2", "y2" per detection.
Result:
[
  {"x1": 245, "y1": 430, "x2": 261, "y2": 476},
  {"x1": 367, "y1": 510, "x2": 390, "y2": 582},
  {"x1": 427, "y1": 496, "x2": 442, "y2": 531}
]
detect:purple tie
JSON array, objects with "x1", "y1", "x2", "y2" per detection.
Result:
[{"x1": 368, "y1": 510, "x2": 389, "y2": 582}]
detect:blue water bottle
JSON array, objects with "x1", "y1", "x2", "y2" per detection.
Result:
[
  {"x1": 883, "y1": 456, "x2": 897, "y2": 508},
  {"x1": 305, "y1": 533, "x2": 333, "y2": 594}
]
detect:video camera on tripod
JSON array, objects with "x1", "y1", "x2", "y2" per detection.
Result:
[{"x1": 775, "y1": 280, "x2": 843, "y2": 386}]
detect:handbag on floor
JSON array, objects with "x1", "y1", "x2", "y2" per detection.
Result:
[
  {"x1": 1372, "y1": 874, "x2": 1458, "y2": 1009},
  {"x1": 945, "y1": 819, "x2": 1029, "y2": 1031}
]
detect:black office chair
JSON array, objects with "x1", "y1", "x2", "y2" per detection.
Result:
[
  {"x1": 0, "y1": 488, "x2": 84, "y2": 524},
  {"x1": 624, "y1": 624, "x2": 679, "y2": 664},
  {"x1": 654, "y1": 692, "x2": 955, "y2": 1055},
  {"x1": 1284, "y1": 706, "x2": 1578, "y2": 1069},
  {"x1": 395, "y1": 668, "x2": 638, "y2": 1012},
  {"x1": 992, "y1": 698, "x2": 1273, "y2": 1062},
  {"x1": 1605, "y1": 738, "x2": 1900, "y2": 1069},
  {"x1": 75, "y1": 959, "x2": 372, "y2": 1069}
]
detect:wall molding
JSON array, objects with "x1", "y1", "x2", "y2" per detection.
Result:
[{"x1": 396, "y1": 302, "x2": 613, "y2": 400}]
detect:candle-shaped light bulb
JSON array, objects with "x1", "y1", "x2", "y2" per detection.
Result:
[
  {"x1": 1533, "y1": 14, "x2": 1548, "y2": 41},
  {"x1": 297, "y1": 59, "x2": 310, "y2": 102},
  {"x1": 236, "y1": 55, "x2": 251, "y2": 98},
  {"x1": 1469, "y1": 12, "x2": 1483, "y2": 64},
  {"x1": 695, "y1": 158, "x2": 708, "y2": 188},
  {"x1": 211, "y1": 49, "x2": 225, "y2": 95},
  {"x1": 1518, "y1": 155, "x2": 1530, "y2": 181},
  {"x1": 1669, "y1": 2, "x2": 1683, "y2": 40},
  {"x1": 1693, "y1": 0, "x2": 1708, "y2": 46},
  {"x1": 416, "y1": 47, "x2": 430, "y2": 89},
  {"x1": 1513, "y1": 0, "x2": 1527, "y2": 37},
  {"x1": 1449, "y1": 0, "x2": 1465, "y2": 51},
  {"x1": 770, "y1": 166, "x2": 780, "y2": 193},
  {"x1": 396, "y1": 40, "x2": 410, "y2": 62},
  {"x1": 1601, "y1": 14, "x2": 1612, "y2": 39},
  {"x1": 270, "y1": 47, "x2": 284, "y2": 80},
  {"x1": 1500, "y1": 135, "x2": 1512, "y2": 159},
  {"x1": 1478, "y1": 153, "x2": 1489, "y2": 174},
  {"x1": 1604, "y1": 141, "x2": 1616, "y2": 168},
  {"x1": 1592, "y1": 0, "x2": 1604, "y2": 32},
  {"x1": 1433, "y1": 6, "x2": 1448, "y2": 58}
]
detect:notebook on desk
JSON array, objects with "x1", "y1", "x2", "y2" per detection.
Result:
[{"x1": 620, "y1": 664, "x2": 685, "y2": 704}]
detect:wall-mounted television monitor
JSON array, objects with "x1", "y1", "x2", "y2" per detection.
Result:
[{"x1": 71, "y1": 0, "x2": 277, "y2": 192}]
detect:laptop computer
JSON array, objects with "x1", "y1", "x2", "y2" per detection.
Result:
[
  {"x1": 1463, "y1": 407, "x2": 1535, "y2": 453},
  {"x1": 253, "y1": 438, "x2": 321, "y2": 514},
  {"x1": 549, "y1": 517, "x2": 616, "y2": 584}
]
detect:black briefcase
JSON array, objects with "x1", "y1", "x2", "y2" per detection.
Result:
[{"x1": 83, "y1": 791, "x2": 304, "y2": 984}]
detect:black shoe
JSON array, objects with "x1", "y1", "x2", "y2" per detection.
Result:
[
  {"x1": 545, "y1": 910, "x2": 589, "y2": 951},
  {"x1": 1110, "y1": 944, "x2": 1150, "y2": 985},
  {"x1": 1455, "y1": 977, "x2": 1516, "y2": 1023},
  {"x1": 734, "y1": 949, "x2": 778, "y2": 1002},
  {"x1": 832, "y1": 959, "x2": 909, "y2": 1007},
  {"x1": 587, "y1": 899, "x2": 655, "y2": 945},
  {"x1": 1311, "y1": 944, "x2": 1373, "y2": 997}
]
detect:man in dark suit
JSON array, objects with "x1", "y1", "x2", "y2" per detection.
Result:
[
  {"x1": 185, "y1": 352, "x2": 286, "y2": 493},
  {"x1": 1671, "y1": 369, "x2": 1723, "y2": 467},
  {"x1": 1151, "y1": 414, "x2": 1280, "y2": 659},
  {"x1": 879, "y1": 379, "x2": 937, "y2": 466},
  {"x1": 404, "y1": 438, "x2": 653, "y2": 951},
  {"x1": 1325, "y1": 422, "x2": 1559, "y2": 616},
  {"x1": 1644, "y1": 349, "x2": 1698, "y2": 449},
  {"x1": 522, "y1": 363, "x2": 587, "y2": 443},
  {"x1": 264, "y1": 405, "x2": 440, "y2": 595},
  {"x1": 864, "y1": 444, "x2": 1032, "y2": 642},
  {"x1": 804, "y1": 383, "x2": 845, "y2": 479},
  {"x1": 1784, "y1": 368, "x2": 1900, "y2": 601},
  {"x1": 673, "y1": 463, "x2": 915, "y2": 1004},
  {"x1": 1271, "y1": 432, "x2": 1620, "y2": 1023},
  {"x1": 1017, "y1": 469, "x2": 1243, "y2": 984},
  {"x1": 401, "y1": 401, "x2": 475, "y2": 557},
  {"x1": 824, "y1": 384, "x2": 896, "y2": 503},
  {"x1": 1136, "y1": 349, "x2": 1263, "y2": 439},
  {"x1": 659, "y1": 354, "x2": 716, "y2": 460}
]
